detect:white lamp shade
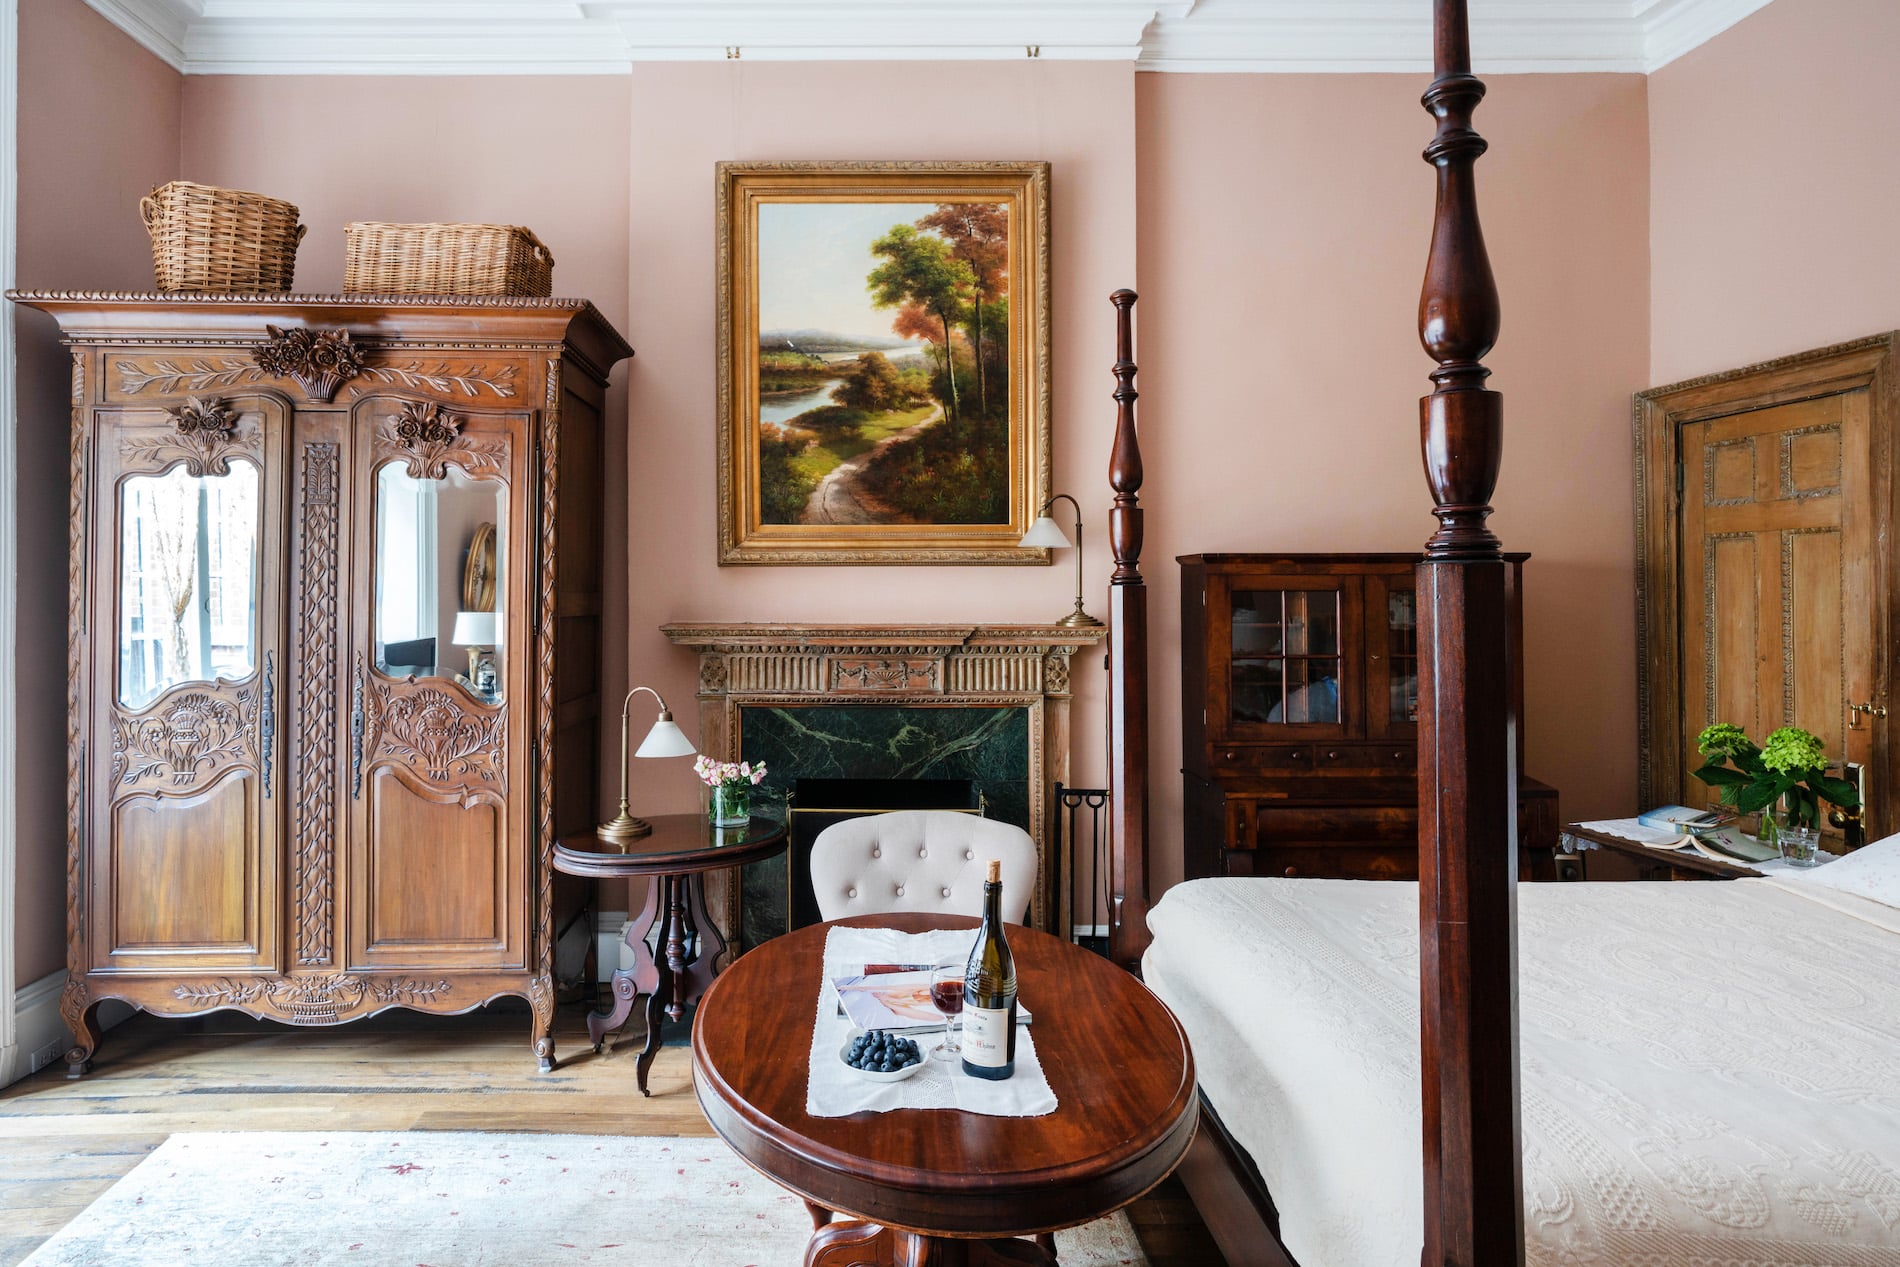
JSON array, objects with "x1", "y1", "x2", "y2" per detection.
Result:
[
  {"x1": 634, "y1": 716, "x2": 698, "y2": 759},
  {"x1": 1019, "y1": 515, "x2": 1072, "y2": 549},
  {"x1": 451, "y1": 610, "x2": 497, "y2": 647}
]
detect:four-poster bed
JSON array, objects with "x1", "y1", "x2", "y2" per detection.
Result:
[{"x1": 1101, "y1": 3, "x2": 1900, "y2": 1266}]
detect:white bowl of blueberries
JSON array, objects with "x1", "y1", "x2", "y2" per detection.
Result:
[{"x1": 840, "y1": 1029, "x2": 925, "y2": 1082}]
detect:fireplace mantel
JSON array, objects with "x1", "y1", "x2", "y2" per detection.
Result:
[{"x1": 661, "y1": 623, "x2": 1107, "y2": 949}]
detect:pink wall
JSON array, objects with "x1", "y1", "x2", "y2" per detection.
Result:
[
  {"x1": 1650, "y1": 0, "x2": 1900, "y2": 383},
  {"x1": 622, "y1": 61, "x2": 1135, "y2": 821},
  {"x1": 13, "y1": 0, "x2": 183, "y2": 986},
  {"x1": 1137, "y1": 73, "x2": 1651, "y2": 888}
]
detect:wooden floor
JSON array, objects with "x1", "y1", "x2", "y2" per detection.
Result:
[{"x1": 0, "y1": 999, "x2": 1225, "y2": 1266}]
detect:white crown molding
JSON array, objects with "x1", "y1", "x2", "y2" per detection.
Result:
[
  {"x1": 1639, "y1": 0, "x2": 1773, "y2": 71},
  {"x1": 78, "y1": 0, "x2": 1775, "y2": 74}
]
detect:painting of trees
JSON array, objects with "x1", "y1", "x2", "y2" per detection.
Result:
[
  {"x1": 718, "y1": 162, "x2": 1047, "y2": 563},
  {"x1": 867, "y1": 224, "x2": 972, "y2": 421}
]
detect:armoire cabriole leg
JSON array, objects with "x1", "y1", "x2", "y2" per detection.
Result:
[
  {"x1": 530, "y1": 973, "x2": 557, "y2": 1074},
  {"x1": 60, "y1": 977, "x2": 99, "y2": 1078},
  {"x1": 1416, "y1": 1, "x2": 1524, "y2": 1264}
]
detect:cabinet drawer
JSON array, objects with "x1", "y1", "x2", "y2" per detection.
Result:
[
  {"x1": 1210, "y1": 745, "x2": 1316, "y2": 776},
  {"x1": 1311, "y1": 745, "x2": 1414, "y2": 774},
  {"x1": 1249, "y1": 805, "x2": 1418, "y2": 847},
  {"x1": 1226, "y1": 846, "x2": 1417, "y2": 881}
]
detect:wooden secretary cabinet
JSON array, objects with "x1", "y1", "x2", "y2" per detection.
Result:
[
  {"x1": 1179, "y1": 554, "x2": 1559, "y2": 882},
  {"x1": 16, "y1": 292, "x2": 630, "y2": 1073}
]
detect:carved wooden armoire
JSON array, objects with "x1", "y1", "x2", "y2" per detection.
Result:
[{"x1": 15, "y1": 292, "x2": 631, "y2": 1074}]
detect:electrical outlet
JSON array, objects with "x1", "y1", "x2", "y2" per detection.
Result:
[{"x1": 27, "y1": 1039, "x2": 63, "y2": 1075}]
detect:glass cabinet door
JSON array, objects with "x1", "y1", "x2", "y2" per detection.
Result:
[
  {"x1": 371, "y1": 461, "x2": 507, "y2": 701},
  {"x1": 1367, "y1": 575, "x2": 1418, "y2": 739},
  {"x1": 1217, "y1": 579, "x2": 1353, "y2": 737}
]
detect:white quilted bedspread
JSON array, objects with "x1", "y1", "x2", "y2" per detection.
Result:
[{"x1": 1143, "y1": 877, "x2": 1900, "y2": 1267}]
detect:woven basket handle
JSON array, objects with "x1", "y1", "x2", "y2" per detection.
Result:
[
  {"x1": 294, "y1": 223, "x2": 309, "y2": 245},
  {"x1": 522, "y1": 229, "x2": 554, "y2": 268},
  {"x1": 138, "y1": 193, "x2": 161, "y2": 237}
]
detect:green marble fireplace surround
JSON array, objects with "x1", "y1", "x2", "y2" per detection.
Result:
[
  {"x1": 661, "y1": 623, "x2": 1107, "y2": 956},
  {"x1": 738, "y1": 704, "x2": 1031, "y2": 948}
]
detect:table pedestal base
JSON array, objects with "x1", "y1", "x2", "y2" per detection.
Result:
[
  {"x1": 806, "y1": 1221, "x2": 1057, "y2": 1266},
  {"x1": 586, "y1": 870, "x2": 726, "y2": 1095}
]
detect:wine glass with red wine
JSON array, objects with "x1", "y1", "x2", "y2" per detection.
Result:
[{"x1": 929, "y1": 960, "x2": 965, "y2": 1061}]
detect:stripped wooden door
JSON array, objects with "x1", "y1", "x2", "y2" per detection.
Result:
[{"x1": 1676, "y1": 390, "x2": 1875, "y2": 830}]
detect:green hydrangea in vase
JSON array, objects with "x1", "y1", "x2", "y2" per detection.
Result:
[
  {"x1": 695, "y1": 755, "x2": 767, "y2": 828},
  {"x1": 1692, "y1": 723, "x2": 1858, "y2": 865}
]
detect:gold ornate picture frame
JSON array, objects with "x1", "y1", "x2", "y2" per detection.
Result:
[{"x1": 716, "y1": 161, "x2": 1052, "y2": 565}]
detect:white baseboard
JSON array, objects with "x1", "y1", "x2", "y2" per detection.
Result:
[
  {"x1": 594, "y1": 909, "x2": 631, "y2": 981},
  {"x1": 0, "y1": 972, "x2": 137, "y2": 1089},
  {"x1": 2, "y1": 971, "x2": 70, "y2": 1087}
]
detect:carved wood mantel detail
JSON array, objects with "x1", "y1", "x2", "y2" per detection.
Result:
[{"x1": 662, "y1": 623, "x2": 1106, "y2": 949}]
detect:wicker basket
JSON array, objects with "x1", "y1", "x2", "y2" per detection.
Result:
[
  {"x1": 343, "y1": 222, "x2": 555, "y2": 297},
  {"x1": 140, "y1": 181, "x2": 306, "y2": 293}
]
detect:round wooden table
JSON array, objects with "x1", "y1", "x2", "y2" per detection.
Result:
[
  {"x1": 692, "y1": 913, "x2": 1197, "y2": 1266},
  {"x1": 554, "y1": 814, "x2": 786, "y2": 1095}
]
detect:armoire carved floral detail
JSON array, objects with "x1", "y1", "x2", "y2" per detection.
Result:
[
  {"x1": 115, "y1": 357, "x2": 268, "y2": 397},
  {"x1": 295, "y1": 442, "x2": 341, "y2": 966},
  {"x1": 365, "y1": 680, "x2": 507, "y2": 792},
  {"x1": 172, "y1": 974, "x2": 453, "y2": 1024},
  {"x1": 111, "y1": 689, "x2": 258, "y2": 788},
  {"x1": 121, "y1": 409, "x2": 260, "y2": 479},
  {"x1": 376, "y1": 400, "x2": 509, "y2": 480},
  {"x1": 353, "y1": 361, "x2": 521, "y2": 400},
  {"x1": 251, "y1": 324, "x2": 364, "y2": 402}
]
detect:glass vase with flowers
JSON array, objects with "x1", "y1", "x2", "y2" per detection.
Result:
[
  {"x1": 1692, "y1": 723, "x2": 1858, "y2": 866},
  {"x1": 694, "y1": 756, "x2": 767, "y2": 828}
]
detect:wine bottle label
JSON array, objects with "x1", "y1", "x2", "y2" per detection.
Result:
[{"x1": 963, "y1": 1003, "x2": 1013, "y2": 1068}]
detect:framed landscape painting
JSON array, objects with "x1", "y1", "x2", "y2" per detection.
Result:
[{"x1": 716, "y1": 161, "x2": 1051, "y2": 564}]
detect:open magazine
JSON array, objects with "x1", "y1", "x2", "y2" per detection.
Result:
[
  {"x1": 832, "y1": 966, "x2": 1034, "y2": 1035},
  {"x1": 1684, "y1": 825, "x2": 1778, "y2": 865}
]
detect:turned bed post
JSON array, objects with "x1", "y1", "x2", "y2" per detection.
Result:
[
  {"x1": 1415, "y1": 1, "x2": 1524, "y2": 1264},
  {"x1": 1105, "y1": 288, "x2": 1151, "y2": 969}
]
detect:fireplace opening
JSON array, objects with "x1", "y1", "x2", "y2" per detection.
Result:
[{"x1": 786, "y1": 777, "x2": 985, "y2": 932}]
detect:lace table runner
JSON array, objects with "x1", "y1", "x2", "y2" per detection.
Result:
[
  {"x1": 805, "y1": 925, "x2": 1058, "y2": 1118},
  {"x1": 1564, "y1": 817, "x2": 1838, "y2": 873}
]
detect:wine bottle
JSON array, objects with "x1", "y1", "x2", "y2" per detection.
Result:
[{"x1": 962, "y1": 858, "x2": 1017, "y2": 1080}]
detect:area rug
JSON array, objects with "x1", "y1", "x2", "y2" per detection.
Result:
[{"x1": 23, "y1": 1132, "x2": 1149, "y2": 1266}]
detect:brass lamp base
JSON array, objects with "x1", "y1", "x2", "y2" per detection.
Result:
[
  {"x1": 596, "y1": 809, "x2": 653, "y2": 842},
  {"x1": 1056, "y1": 607, "x2": 1105, "y2": 628}
]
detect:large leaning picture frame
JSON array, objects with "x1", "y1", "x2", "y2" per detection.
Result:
[{"x1": 716, "y1": 161, "x2": 1052, "y2": 565}]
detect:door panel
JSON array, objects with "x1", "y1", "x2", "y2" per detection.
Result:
[
  {"x1": 91, "y1": 396, "x2": 288, "y2": 971},
  {"x1": 1676, "y1": 389, "x2": 1873, "y2": 833},
  {"x1": 111, "y1": 772, "x2": 255, "y2": 950},
  {"x1": 366, "y1": 767, "x2": 504, "y2": 951},
  {"x1": 346, "y1": 394, "x2": 532, "y2": 971}
]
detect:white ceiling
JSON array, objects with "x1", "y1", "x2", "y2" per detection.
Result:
[{"x1": 82, "y1": 0, "x2": 1774, "y2": 76}]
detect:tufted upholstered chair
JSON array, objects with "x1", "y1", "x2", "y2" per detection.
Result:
[{"x1": 809, "y1": 810, "x2": 1037, "y2": 924}]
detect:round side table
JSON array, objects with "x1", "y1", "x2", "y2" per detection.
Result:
[
  {"x1": 554, "y1": 814, "x2": 787, "y2": 1094},
  {"x1": 693, "y1": 912, "x2": 1197, "y2": 1264}
]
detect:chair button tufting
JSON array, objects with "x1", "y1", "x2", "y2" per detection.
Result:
[
  {"x1": 941, "y1": 887, "x2": 952, "y2": 898},
  {"x1": 871, "y1": 846, "x2": 881, "y2": 858},
  {"x1": 895, "y1": 885, "x2": 905, "y2": 897},
  {"x1": 847, "y1": 887, "x2": 857, "y2": 898},
  {"x1": 919, "y1": 847, "x2": 928, "y2": 858},
  {"x1": 965, "y1": 849, "x2": 975, "y2": 860}
]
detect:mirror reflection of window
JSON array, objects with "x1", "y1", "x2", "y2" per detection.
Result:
[
  {"x1": 374, "y1": 461, "x2": 506, "y2": 698},
  {"x1": 119, "y1": 463, "x2": 260, "y2": 710}
]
